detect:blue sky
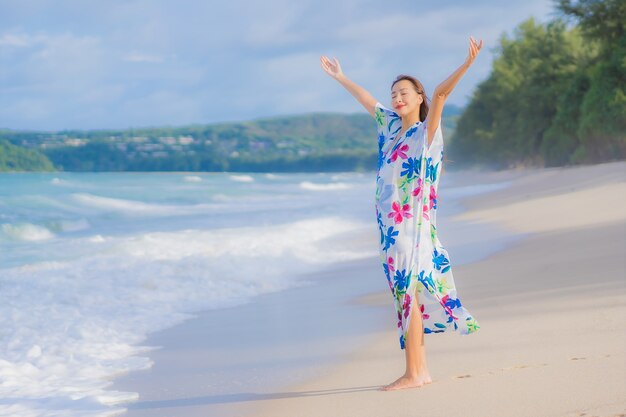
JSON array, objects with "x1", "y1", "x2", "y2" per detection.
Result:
[{"x1": 0, "y1": 0, "x2": 560, "y2": 131}]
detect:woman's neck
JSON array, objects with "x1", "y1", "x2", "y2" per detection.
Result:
[
  {"x1": 402, "y1": 112, "x2": 420, "y2": 132},
  {"x1": 400, "y1": 107, "x2": 421, "y2": 132}
]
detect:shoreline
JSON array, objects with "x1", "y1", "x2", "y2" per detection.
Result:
[{"x1": 112, "y1": 161, "x2": 626, "y2": 417}]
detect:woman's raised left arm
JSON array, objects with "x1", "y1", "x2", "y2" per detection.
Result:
[{"x1": 425, "y1": 36, "x2": 483, "y2": 145}]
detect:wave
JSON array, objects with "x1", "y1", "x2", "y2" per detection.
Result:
[
  {"x1": 0, "y1": 216, "x2": 376, "y2": 416},
  {"x1": 299, "y1": 181, "x2": 352, "y2": 191},
  {"x1": 229, "y1": 174, "x2": 254, "y2": 183},
  {"x1": 183, "y1": 175, "x2": 203, "y2": 182},
  {"x1": 70, "y1": 193, "x2": 219, "y2": 216}
]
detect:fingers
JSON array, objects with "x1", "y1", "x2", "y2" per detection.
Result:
[
  {"x1": 320, "y1": 55, "x2": 340, "y2": 77},
  {"x1": 467, "y1": 36, "x2": 483, "y2": 61},
  {"x1": 320, "y1": 56, "x2": 332, "y2": 70},
  {"x1": 469, "y1": 35, "x2": 483, "y2": 51},
  {"x1": 320, "y1": 55, "x2": 333, "y2": 68}
]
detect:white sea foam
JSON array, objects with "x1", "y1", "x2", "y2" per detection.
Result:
[
  {"x1": 0, "y1": 216, "x2": 375, "y2": 416},
  {"x1": 71, "y1": 193, "x2": 174, "y2": 214},
  {"x1": 0, "y1": 222, "x2": 55, "y2": 241},
  {"x1": 299, "y1": 181, "x2": 352, "y2": 191},
  {"x1": 183, "y1": 175, "x2": 203, "y2": 182},
  {"x1": 229, "y1": 174, "x2": 254, "y2": 182},
  {"x1": 331, "y1": 173, "x2": 365, "y2": 181},
  {"x1": 69, "y1": 193, "x2": 217, "y2": 216}
]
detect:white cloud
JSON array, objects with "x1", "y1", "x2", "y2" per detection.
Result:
[
  {"x1": 0, "y1": 33, "x2": 31, "y2": 47},
  {"x1": 0, "y1": 0, "x2": 557, "y2": 130},
  {"x1": 123, "y1": 52, "x2": 164, "y2": 63}
]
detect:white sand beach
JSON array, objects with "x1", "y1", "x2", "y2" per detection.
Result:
[{"x1": 115, "y1": 161, "x2": 626, "y2": 417}]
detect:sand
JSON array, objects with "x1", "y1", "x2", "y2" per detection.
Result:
[
  {"x1": 113, "y1": 161, "x2": 626, "y2": 417},
  {"x1": 229, "y1": 161, "x2": 626, "y2": 417}
]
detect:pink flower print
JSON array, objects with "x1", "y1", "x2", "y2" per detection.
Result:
[
  {"x1": 387, "y1": 256, "x2": 395, "y2": 274},
  {"x1": 429, "y1": 185, "x2": 437, "y2": 209},
  {"x1": 440, "y1": 294, "x2": 458, "y2": 320},
  {"x1": 403, "y1": 294, "x2": 412, "y2": 319},
  {"x1": 411, "y1": 177, "x2": 423, "y2": 197},
  {"x1": 388, "y1": 201, "x2": 413, "y2": 224},
  {"x1": 422, "y1": 203, "x2": 430, "y2": 220},
  {"x1": 420, "y1": 303, "x2": 430, "y2": 320},
  {"x1": 397, "y1": 310, "x2": 403, "y2": 328},
  {"x1": 390, "y1": 144, "x2": 409, "y2": 162}
]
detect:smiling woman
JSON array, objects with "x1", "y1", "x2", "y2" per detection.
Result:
[{"x1": 320, "y1": 35, "x2": 484, "y2": 392}]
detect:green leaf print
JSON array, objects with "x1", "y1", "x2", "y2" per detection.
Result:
[
  {"x1": 435, "y1": 277, "x2": 453, "y2": 293},
  {"x1": 466, "y1": 318, "x2": 480, "y2": 333},
  {"x1": 375, "y1": 108, "x2": 385, "y2": 127},
  {"x1": 389, "y1": 118, "x2": 398, "y2": 130}
]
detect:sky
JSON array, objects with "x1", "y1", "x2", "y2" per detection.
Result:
[{"x1": 0, "y1": 0, "x2": 561, "y2": 131}]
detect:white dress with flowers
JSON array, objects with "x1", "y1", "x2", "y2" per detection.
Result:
[{"x1": 374, "y1": 102, "x2": 480, "y2": 350}]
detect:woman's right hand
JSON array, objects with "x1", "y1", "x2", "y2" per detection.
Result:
[
  {"x1": 319, "y1": 55, "x2": 378, "y2": 118},
  {"x1": 320, "y1": 56, "x2": 344, "y2": 80}
]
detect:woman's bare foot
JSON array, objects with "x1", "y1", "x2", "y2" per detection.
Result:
[{"x1": 381, "y1": 372, "x2": 432, "y2": 391}]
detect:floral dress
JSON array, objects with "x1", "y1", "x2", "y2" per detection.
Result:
[{"x1": 374, "y1": 102, "x2": 480, "y2": 350}]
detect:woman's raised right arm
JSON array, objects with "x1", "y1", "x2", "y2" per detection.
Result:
[{"x1": 320, "y1": 56, "x2": 378, "y2": 118}]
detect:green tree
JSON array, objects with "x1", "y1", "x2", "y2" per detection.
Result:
[
  {"x1": 0, "y1": 139, "x2": 56, "y2": 172},
  {"x1": 450, "y1": 18, "x2": 586, "y2": 167}
]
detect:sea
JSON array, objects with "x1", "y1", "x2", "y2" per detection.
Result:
[{"x1": 0, "y1": 170, "x2": 514, "y2": 416}]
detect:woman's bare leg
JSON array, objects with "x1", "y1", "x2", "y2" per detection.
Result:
[{"x1": 381, "y1": 293, "x2": 432, "y2": 391}]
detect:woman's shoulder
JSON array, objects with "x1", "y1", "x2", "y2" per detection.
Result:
[{"x1": 375, "y1": 102, "x2": 399, "y2": 118}]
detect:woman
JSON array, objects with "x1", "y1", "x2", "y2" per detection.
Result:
[{"x1": 320, "y1": 36, "x2": 483, "y2": 391}]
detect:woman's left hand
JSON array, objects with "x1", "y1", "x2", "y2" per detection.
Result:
[{"x1": 464, "y1": 35, "x2": 483, "y2": 67}]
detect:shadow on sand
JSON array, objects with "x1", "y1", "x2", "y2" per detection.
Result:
[{"x1": 125, "y1": 385, "x2": 383, "y2": 409}]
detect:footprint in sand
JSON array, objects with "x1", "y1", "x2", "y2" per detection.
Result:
[
  {"x1": 569, "y1": 357, "x2": 586, "y2": 361},
  {"x1": 454, "y1": 374, "x2": 472, "y2": 379}
]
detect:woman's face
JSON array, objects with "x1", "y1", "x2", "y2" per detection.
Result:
[{"x1": 391, "y1": 79, "x2": 422, "y2": 118}]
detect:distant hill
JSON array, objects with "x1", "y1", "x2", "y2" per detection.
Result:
[
  {"x1": 1, "y1": 107, "x2": 461, "y2": 172},
  {"x1": 0, "y1": 139, "x2": 55, "y2": 172}
]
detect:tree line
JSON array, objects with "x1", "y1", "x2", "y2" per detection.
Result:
[
  {"x1": 0, "y1": 110, "x2": 461, "y2": 172},
  {"x1": 447, "y1": 0, "x2": 625, "y2": 168}
]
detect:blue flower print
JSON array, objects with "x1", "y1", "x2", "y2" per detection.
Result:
[
  {"x1": 425, "y1": 157, "x2": 437, "y2": 183},
  {"x1": 444, "y1": 296, "x2": 462, "y2": 310},
  {"x1": 377, "y1": 211, "x2": 384, "y2": 245},
  {"x1": 383, "y1": 225, "x2": 399, "y2": 250},
  {"x1": 401, "y1": 157, "x2": 420, "y2": 179},
  {"x1": 432, "y1": 248, "x2": 450, "y2": 273},
  {"x1": 417, "y1": 270, "x2": 436, "y2": 294},
  {"x1": 405, "y1": 125, "x2": 418, "y2": 138},
  {"x1": 393, "y1": 269, "x2": 411, "y2": 295},
  {"x1": 373, "y1": 102, "x2": 480, "y2": 348}
]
